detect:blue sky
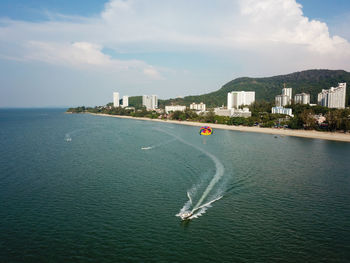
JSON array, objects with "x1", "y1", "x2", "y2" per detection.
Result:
[{"x1": 1, "y1": 0, "x2": 350, "y2": 107}]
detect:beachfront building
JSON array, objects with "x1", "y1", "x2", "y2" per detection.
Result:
[
  {"x1": 214, "y1": 107, "x2": 252, "y2": 118},
  {"x1": 272, "y1": 106, "x2": 293, "y2": 117},
  {"x1": 121, "y1": 96, "x2": 129, "y2": 108},
  {"x1": 275, "y1": 95, "x2": 290, "y2": 107},
  {"x1": 214, "y1": 107, "x2": 234, "y2": 117},
  {"x1": 317, "y1": 83, "x2": 346, "y2": 109},
  {"x1": 232, "y1": 108, "x2": 252, "y2": 117},
  {"x1": 142, "y1": 95, "x2": 158, "y2": 110},
  {"x1": 282, "y1": 87, "x2": 292, "y2": 101},
  {"x1": 294, "y1": 93, "x2": 310, "y2": 104},
  {"x1": 190, "y1": 102, "x2": 206, "y2": 112},
  {"x1": 227, "y1": 91, "x2": 255, "y2": 109},
  {"x1": 275, "y1": 86, "x2": 292, "y2": 106},
  {"x1": 113, "y1": 92, "x2": 120, "y2": 107},
  {"x1": 165, "y1": 105, "x2": 186, "y2": 114}
]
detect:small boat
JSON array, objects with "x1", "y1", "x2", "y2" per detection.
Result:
[
  {"x1": 141, "y1": 146, "x2": 152, "y2": 150},
  {"x1": 180, "y1": 212, "x2": 193, "y2": 220},
  {"x1": 65, "y1": 137, "x2": 72, "y2": 142}
]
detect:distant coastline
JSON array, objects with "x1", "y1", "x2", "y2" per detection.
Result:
[{"x1": 85, "y1": 113, "x2": 350, "y2": 143}]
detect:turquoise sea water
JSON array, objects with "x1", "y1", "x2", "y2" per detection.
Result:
[{"x1": 1, "y1": 109, "x2": 350, "y2": 262}]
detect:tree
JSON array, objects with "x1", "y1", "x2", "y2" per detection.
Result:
[
  {"x1": 300, "y1": 109, "x2": 316, "y2": 130},
  {"x1": 171, "y1": 111, "x2": 186, "y2": 120},
  {"x1": 288, "y1": 116, "x2": 303, "y2": 129},
  {"x1": 204, "y1": 109, "x2": 216, "y2": 123},
  {"x1": 326, "y1": 110, "x2": 341, "y2": 131}
]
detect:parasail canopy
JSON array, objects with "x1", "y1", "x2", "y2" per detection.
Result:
[{"x1": 199, "y1": 126, "x2": 213, "y2": 136}]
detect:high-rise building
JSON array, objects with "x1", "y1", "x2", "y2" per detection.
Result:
[
  {"x1": 294, "y1": 93, "x2": 310, "y2": 104},
  {"x1": 275, "y1": 95, "x2": 290, "y2": 107},
  {"x1": 275, "y1": 85, "x2": 292, "y2": 106},
  {"x1": 113, "y1": 92, "x2": 120, "y2": 107},
  {"x1": 318, "y1": 83, "x2": 346, "y2": 109},
  {"x1": 190, "y1": 102, "x2": 206, "y2": 112},
  {"x1": 227, "y1": 91, "x2": 255, "y2": 109},
  {"x1": 282, "y1": 87, "x2": 292, "y2": 101},
  {"x1": 142, "y1": 95, "x2": 152, "y2": 110},
  {"x1": 151, "y1": 95, "x2": 158, "y2": 110},
  {"x1": 142, "y1": 95, "x2": 158, "y2": 110},
  {"x1": 122, "y1": 96, "x2": 129, "y2": 108}
]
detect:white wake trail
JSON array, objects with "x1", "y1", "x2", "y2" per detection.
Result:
[
  {"x1": 189, "y1": 195, "x2": 223, "y2": 219},
  {"x1": 187, "y1": 191, "x2": 193, "y2": 206},
  {"x1": 141, "y1": 138, "x2": 176, "y2": 150},
  {"x1": 155, "y1": 128, "x2": 225, "y2": 220},
  {"x1": 192, "y1": 151, "x2": 224, "y2": 210}
]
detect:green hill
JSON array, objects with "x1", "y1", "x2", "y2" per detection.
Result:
[{"x1": 157, "y1": 69, "x2": 350, "y2": 108}]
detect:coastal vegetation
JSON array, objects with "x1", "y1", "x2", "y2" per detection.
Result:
[
  {"x1": 67, "y1": 103, "x2": 350, "y2": 132},
  {"x1": 67, "y1": 69, "x2": 350, "y2": 133}
]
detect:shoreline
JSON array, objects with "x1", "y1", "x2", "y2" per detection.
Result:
[{"x1": 86, "y1": 113, "x2": 350, "y2": 143}]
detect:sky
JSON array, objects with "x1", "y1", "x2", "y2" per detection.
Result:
[{"x1": 1, "y1": 0, "x2": 350, "y2": 107}]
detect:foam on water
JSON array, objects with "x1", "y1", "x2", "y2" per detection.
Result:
[
  {"x1": 64, "y1": 128, "x2": 92, "y2": 142},
  {"x1": 141, "y1": 138, "x2": 176, "y2": 151},
  {"x1": 189, "y1": 196, "x2": 223, "y2": 219}
]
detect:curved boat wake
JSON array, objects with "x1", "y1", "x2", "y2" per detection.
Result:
[{"x1": 155, "y1": 127, "x2": 225, "y2": 220}]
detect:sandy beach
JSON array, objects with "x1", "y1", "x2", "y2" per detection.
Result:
[{"x1": 88, "y1": 113, "x2": 350, "y2": 143}]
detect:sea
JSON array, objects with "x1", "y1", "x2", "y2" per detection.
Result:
[{"x1": 0, "y1": 108, "x2": 349, "y2": 262}]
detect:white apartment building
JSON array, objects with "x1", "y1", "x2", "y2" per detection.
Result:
[
  {"x1": 214, "y1": 107, "x2": 251, "y2": 118},
  {"x1": 113, "y1": 92, "x2": 120, "y2": 107},
  {"x1": 227, "y1": 91, "x2": 255, "y2": 109},
  {"x1": 214, "y1": 107, "x2": 234, "y2": 117},
  {"x1": 275, "y1": 95, "x2": 290, "y2": 107},
  {"x1": 142, "y1": 95, "x2": 158, "y2": 110},
  {"x1": 190, "y1": 102, "x2": 206, "y2": 112},
  {"x1": 317, "y1": 83, "x2": 346, "y2": 109},
  {"x1": 232, "y1": 108, "x2": 252, "y2": 117},
  {"x1": 275, "y1": 86, "x2": 292, "y2": 106},
  {"x1": 121, "y1": 96, "x2": 129, "y2": 108},
  {"x1": 294, "y1": 93, "x2": 310, "y2": 104},
  {"x1": 272, "y1": 106, "x2": 293, "y2": 117},
  {"x1": 282, "y1": 87, "x2": 292, "y2": 101},
  {"x1": 165, "y1": 105, "x2": 186, "y2": 114},
  {"x1": 151, "y1": 95, "x2": 158, "y2": 110}
]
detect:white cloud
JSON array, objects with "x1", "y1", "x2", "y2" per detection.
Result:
[
  {"x1": 22, "y1": 41, "x2": 157, "y2": 73},
  {"x1": 0, "y1": 0, "x2": 350, "y2": 80},
  {"x1": 143, "y1": 66, "x2": 163, "y2": 80},
  {"x1": 236, "y1": 0, "x2": 350, "y2": 55},
  {"x1": 25, "y1": 41, "x2": 111, "y2": 67}
]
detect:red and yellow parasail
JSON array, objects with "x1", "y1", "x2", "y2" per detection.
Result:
[{"x1": 199, "y1": 126, "x2": 213, "y2": 136}]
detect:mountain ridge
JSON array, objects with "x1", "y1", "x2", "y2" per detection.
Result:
[{"x1": 156, "y1": 69, "x2": 350, "y2": 108}]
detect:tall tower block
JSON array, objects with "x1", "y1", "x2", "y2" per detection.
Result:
[{"x1": 113, "y1": 92, "x2": 120, "y2": 107}]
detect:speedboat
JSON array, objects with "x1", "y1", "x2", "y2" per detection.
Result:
[{"x1": 180, "y1": 212, "x2": 193, "y2": 220}]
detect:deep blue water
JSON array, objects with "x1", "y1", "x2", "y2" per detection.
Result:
[{"x1": 0, "y1": 109, "x2": 349, "y2": 262}]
